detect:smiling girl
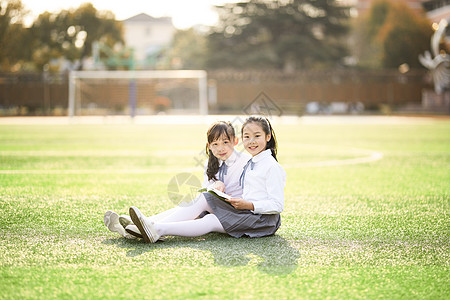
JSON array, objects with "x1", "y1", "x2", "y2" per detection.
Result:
[
  {"x1": 129, "y1": 116, "x2": 286, "y2": 242},
  {"x1": 204, "y1": 121, "x2": 251, "y2": 196}
]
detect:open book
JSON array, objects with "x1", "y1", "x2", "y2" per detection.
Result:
[{"x1": 198, "y1": 187, "x2": 232, "y2": 202}]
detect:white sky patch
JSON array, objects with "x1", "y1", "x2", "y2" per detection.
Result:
[{"x1": 21, "y1": 0, "x2": 222, "y2": 29}]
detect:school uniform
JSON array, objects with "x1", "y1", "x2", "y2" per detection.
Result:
[
  {"x1": 203, "y1": 149, "x2": 251, "y2": 198},
  {"x1": 205, "y1": 149, "x2": 287, "y2": 238}
]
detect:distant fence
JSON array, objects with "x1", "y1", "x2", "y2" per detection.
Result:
[
  {"x1": 208, "y1": 69, "x2": 429, "y2": 114},
  {"x1": 0, "y1": 73, "x2": 68, "y2": 115},
  {"x1": 0, "y1": 69, "x2": 430, "y2": 115}
]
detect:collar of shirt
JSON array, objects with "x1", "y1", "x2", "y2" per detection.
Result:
[
  {"x1": 251, "y1": 149, "x2": 272, "y2": 163},
  {"x1": 218, "y1": 149, "x2": 237, "y2": 167}
]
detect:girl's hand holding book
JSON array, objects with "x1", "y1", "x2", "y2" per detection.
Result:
[
  {"x1": 213, "y1": 181, "x2": 226, "y2": 193},
  {"x1": 228, "y1": 198, "x2": 254, "y2": 211}
]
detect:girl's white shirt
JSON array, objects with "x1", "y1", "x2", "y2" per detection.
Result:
[
  {"x1": 242, "y1": 149, "x2": 286, "y2": 214},
  {"x1": 203, "y1": 149, "x2": 251, "y2": 198}
]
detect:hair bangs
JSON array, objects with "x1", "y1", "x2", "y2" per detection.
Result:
[{"x1": 208, "y1": 123, "x2": 233, "y2": 144}]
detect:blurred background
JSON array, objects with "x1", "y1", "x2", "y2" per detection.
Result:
[{"x1": 0, "y1": 0, "x2": 449, "y2": 116}]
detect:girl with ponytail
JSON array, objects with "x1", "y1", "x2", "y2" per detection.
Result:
[{"x1": 203, "y1": 121, "x2": 252, "y2": 197}]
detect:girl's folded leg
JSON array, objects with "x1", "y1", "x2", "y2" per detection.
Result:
[
  {"x1": 146, "y1": 207, "x2": 178, "y2": 222},
  {"x1": 155, "y1": 193, "x2": 212, "y2": 223},
  {"x1": 155, "y1": 213, "x2": 225, "y2": 237}
]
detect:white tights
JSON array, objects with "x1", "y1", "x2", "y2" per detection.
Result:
[{"x1": 147, "y1": 194, "x2": 226, "y2": 237}]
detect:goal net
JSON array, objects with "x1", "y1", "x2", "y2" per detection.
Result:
[{"x1": 68, "y1": 70, "x2": 208, "y2": 117}]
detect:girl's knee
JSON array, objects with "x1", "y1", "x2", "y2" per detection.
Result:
[
  {"x1": 202, "y1": 213, "x2": 225, "y2": 232},
  {"x1": 202, "y1": 213, "x2": 217, "y2": 221}
]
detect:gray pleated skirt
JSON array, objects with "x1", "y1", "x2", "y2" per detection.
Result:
[{"x1": 203, "y1": 192, "x2": 281, "y2": 238}]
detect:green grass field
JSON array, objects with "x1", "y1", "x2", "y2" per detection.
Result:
[{"x1": 0, "y1": 117, "x2": 449, "y2": 299}]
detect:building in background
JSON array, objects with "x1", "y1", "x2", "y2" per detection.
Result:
[{"x1": 122, "y1": 13, "x2": 176, "y2": 69}]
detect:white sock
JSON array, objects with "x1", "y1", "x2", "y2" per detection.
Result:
[
  {"x1": 144, "y1": 207, "x2": 178, "y2": 223},
  {"x1": 155, "y1": 213, "x2": 225, "y2": 237},
  {"x1": 156, "y1": 194, "x2": 212, "y2": 223}
]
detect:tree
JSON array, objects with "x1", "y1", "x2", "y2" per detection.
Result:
[
  {"x1": 207, "y1": 0, "x2": 351, "y2": 70},
  {"x1": 353, "y1": 0, "x2": 432, "y2": 69},
  {"x1": 30, "y1": 3, "x2": 123, "y2": 71},
  {"x1": 30, "y1": 11, "x2": 69, "y2": 71},
  {"x1": 71, "y1": 3, "x2": 123, "y2": 70},
  {"x1": 0, "y1": 0, "x2": 30, "y2": 71},
  {"x1": 166, "y1": 28, "x2": 208, "y2": 69}
]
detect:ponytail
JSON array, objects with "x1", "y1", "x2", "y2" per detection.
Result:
[
  {"x1": 206, "y1": 149, "x2": 220, "y2": 181},
  {"x1": 266, "y1": 118, "x2": 278, "y2": 161}
]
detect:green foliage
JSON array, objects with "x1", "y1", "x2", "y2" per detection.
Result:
[
  {"x1": 353, "y1": 0, "x2": 432, "y2": 69},
  {"x1": 207, "y1": 0, "x2": 351, "y2": 70},
  {"x1": 0, "y1": 119, "x2": 449, "y2": 298},
  {"x1": 377, "y1": 2, "x2": 432, "y2": 68},
  {"x1": 0, "y1": 0, "x2": 29, "y2": 71},
  {"x1": 29, "y1": 3, "x2": 123, "y2": 71},
  {"x1": 166, "y1": 28, "x2": 208, "y2": 69}
]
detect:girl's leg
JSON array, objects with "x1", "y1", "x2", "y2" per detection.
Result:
[
  {"x1": 154, "y1": 193, "x2": 212, "y2": 223},
  {"x1": 122, "y1": 194, "x2": 210, "y2": 230},
  {"x1": 155, "y1": 213, "x2": 225, "y2": 237},
  {"x1": 146, "y1": 207, "x2": 178, "y2": 222},
  {"x1": 120, "y1": 207, "x2": 178, "y2": 226}
]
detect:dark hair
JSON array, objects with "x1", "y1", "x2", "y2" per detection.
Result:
[
  {"x1": 205, "y1": 121, "x2": 236, "y2": 181},
  {"x1": 241, "y1": 116, "x2": 278, "y2": 161}
]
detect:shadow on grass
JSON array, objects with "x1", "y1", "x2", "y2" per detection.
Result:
[{"x1": 103, "y1": 234, "x2": 300, "y2": 276}]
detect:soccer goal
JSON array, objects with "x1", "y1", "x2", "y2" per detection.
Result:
[{"x1": 68, "y1": 70, "x2": 208, "y2": 117}]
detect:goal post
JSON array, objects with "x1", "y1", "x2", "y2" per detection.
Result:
[{"x1": 68, "y1": 70, "x2": 208, "y2": 117}]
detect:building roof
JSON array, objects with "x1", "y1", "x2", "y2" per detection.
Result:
[{"x1": 123, "y1": 13, "x2": 173, "y2": 24}]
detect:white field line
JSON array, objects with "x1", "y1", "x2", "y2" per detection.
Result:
[
  {"x1": 0, "y1": 167, "x2": 200, "y2": 175},
  {"x1": 0, "y1": 150, "x2": 189, "y2": 157},
  {"x1": 0, "y1": 147, "x2": 383, "y2": 174}
]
